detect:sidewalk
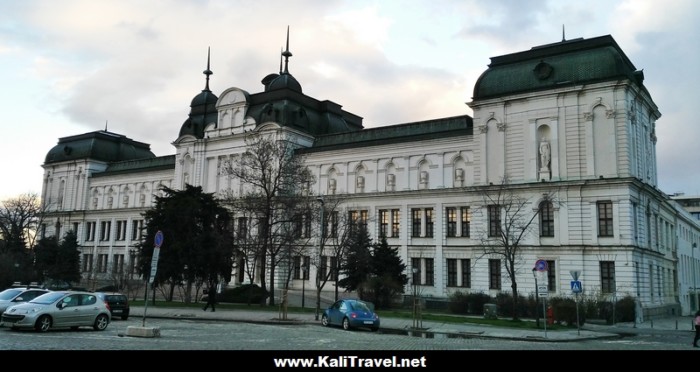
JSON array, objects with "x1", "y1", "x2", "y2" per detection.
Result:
[{"x1": 131, "y1": 305, "x2": 692, "y2": 342}]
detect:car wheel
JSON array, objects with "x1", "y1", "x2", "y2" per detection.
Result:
[
  {"x1": 321, "y1": 314, "x2": 330, "y2": 327},
  {"x1": 35, "y1": 315, "x2": 52, "y2": 332},
  {"x1": 342, "y1": 317, "x2": 351, "y2": 330},
  {"x1": 93, "y1": 314, "x2": 109, "y2": 331},
  {"x1": 370, "y1": 327, "x2": 379, "y2": 332},
  {"x1": 121, "y1": 314, "x2": 129, "y2": 320}
]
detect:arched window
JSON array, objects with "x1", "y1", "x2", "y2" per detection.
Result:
[{"x1": 539, "y1": 201, "x2": 554, "y2": 237}]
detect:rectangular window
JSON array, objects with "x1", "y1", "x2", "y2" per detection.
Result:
[
  {"x1": 330, "y1": 256, "x2": 338, "y2": 281},
  {"x1": 303, "y1": 211, "x2": 312, "y2": 238},
  {"x1": 379, "y1": 210, "x2": 389, "y2": 238},
  {"x1": 460, "y1": 207, "x2": 470, "y2": 237},
  {"x1": 85, "y1": 222, "x2": 96, "y2": 241},
  {"x1": 411, "y1": 209, "x2": 421, "y2": 237},
  {"x1": 83, "y1": 254, "x2": 93, "y2": 273},
  {"x1": 540, "y1": 202, "x2": 554, "y2": 237},
  {"x1": 447, "y1": 259, "x2": 457, "y2": 287},
  {"x1": 461, "y1": 259, "x2": 471, "y2": 288},
  {"x1": 446, "y1": 208, "x2": 457, "y2": 237},
  {"x1": 488, "y1": 205, "x2": 500, "y2": 237},
  {"x1": 411, "y1": 257, "x2": 421, "y2": 285},
  {"x1": 98, "y1": 254, "x2": 108, "y2": 273},
  {"x1": 294, "y1": 256, "x2": 310, "y2": 280},
  {"x1": 293, "y1": 214, "x2": 303, "y2": 239},
  {"x1": 320, "y1": 255, "x2": 328, "y2": 280},
  {"x1": 100, "y1": 221, "x2": 111, "y2": 241},
  {"x1": 489, "y1": 259, "x2": 501, "y2": 290},
  {"x1": 116, "y1": 220, "x2": 127, "y2": 241},
  {"x1": 330, "y1": 211, "x2": 338, "y2": 238},
  {"x1": 72, "y1": 222, "x2": 79, "y2": 234},
  {"x1": 112, "y1": 254, "x2": 124, "y2": 274},
  {"x1": 546, "y1": 260, "x2": 556, "y2": 291},
  {"x1": 237, "y1": 217, "x2": 247, "y2": 239},
  {"x1": 600, "y1": 261, "x2": 616, "y2": 294},
  {"x1": 597, "y1": 201, "x2": 614, "y2": 237},
  {"x1": 391, "y1": 209, "x2": 400, "y2": 237},
  {"x1": 293, "y1": 256, "x2": 302, "y2": 279},
  {"x1": 425, "y1": 258, "x2": 434, "y2": 286},
  {"x1": 425, "y1": 208, "x2": 434, "y2": 238},
  {"x1": 131, "y1": 220, "x2": 143, "y2": 241}
]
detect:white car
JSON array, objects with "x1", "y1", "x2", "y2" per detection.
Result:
[
  {"x1": 0, "y1": 287, "x2": 50, "y2": 316},
  {"x1": 2, "y1": 291, "x2": 111, "y2": 332}
]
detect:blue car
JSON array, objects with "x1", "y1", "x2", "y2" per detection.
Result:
[{"x1": 321, "y1": 299, "x2": 380, "y2": 331}]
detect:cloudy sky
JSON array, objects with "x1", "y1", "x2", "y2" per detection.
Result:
[{"x1": 1, "y1": 0, "x2": 698, "y2": 201}]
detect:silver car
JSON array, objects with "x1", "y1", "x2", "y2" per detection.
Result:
[
  {"x1": 0, "y1": 287, "x2": 50, "y2": 316},
  {"x1": 1, "y1": 291, "x2": 111, "y2": 332}
]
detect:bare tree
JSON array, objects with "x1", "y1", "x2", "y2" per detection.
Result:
[
  {"x1": 473, "y1": 176, "x2": 557, "y2": 320},
  {"x1": 311, "y1": 196, "x2": 352, "y2": 319},
  {"x1": 222, "y1": 133, "x2": 315, "y2": 306},
  {"x1": 0, "y1": 193, "x2": 46, "y2": 254}
]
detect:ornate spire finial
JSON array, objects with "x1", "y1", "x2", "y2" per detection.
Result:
[
  {"x1": 281, "y1": 25, "x2": 292, "y2": 74},
  {"x1": 562, "y1": 24, "x2": 566, "y2": 42},
  {"x1": 203, "y1": 47, "x2": 213, "y2": 91}
]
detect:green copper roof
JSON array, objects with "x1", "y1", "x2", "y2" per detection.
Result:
[
  {"x1": 95, "y1": 155, "x2": 176, "y2": 177},
  {"x1": 473, "y1": 35, "x2": 646, "y2": 100},
  {"x1": 44, "y1": 131, "x2": 155, "y2": 164},
  {"x1": 298, "y1": 115, "x2": 472, "y2": 153}
]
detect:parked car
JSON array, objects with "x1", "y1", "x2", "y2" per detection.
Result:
[
  {"x1": 321, "y1": 299, "x2": 380, "y2": 331},
  {"x1": 96, "y1": 292, "x2": 130, "y2": 320},
  {"x1": 0, "y1": 287, "x2": 51, "y2": 316},
  {"x1": 1, "y1": 291, "x2": 111, "y2": 332}
]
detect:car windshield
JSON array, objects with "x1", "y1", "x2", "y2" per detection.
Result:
[
  {"x1": 29, "y1": 292, "x2": 66, "y2": 305},
  {"x1": 0, "y1": 289, "x2": 22, "y2": 300}
]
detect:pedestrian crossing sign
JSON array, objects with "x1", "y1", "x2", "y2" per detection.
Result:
[{"x1": 571, "y1": 280, "x2": 582, "y2": 293}]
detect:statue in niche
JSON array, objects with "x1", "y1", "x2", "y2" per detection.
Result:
[
  {"x1": 356, "y1": 176, "x2": 365, "y2": 191},
  {"x1": 328, "y1": 178, "x2": 336, "y2": 194},
  {"x1": 420, "y1": 171, "x2": 429, "y2": 186},
  {"x1": 455, "y1": 168, "x2": 464, "y2": 186},
  {"x1": 539, "y1": 137, "x2": 551, "y2": 171},
  {"x1": 387, "y1": 174, "x2": 395, "y2": 190}
]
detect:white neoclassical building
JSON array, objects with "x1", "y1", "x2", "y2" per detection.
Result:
[{"x1": 40, "y1": 34, "x2": 700, "y2": 317}]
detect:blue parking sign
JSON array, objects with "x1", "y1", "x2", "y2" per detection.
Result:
[{"x1": 571, "y1": 280, "x2": 582, "y2": 293}]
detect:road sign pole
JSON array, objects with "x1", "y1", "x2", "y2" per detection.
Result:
[{"x1": 575, "y1": 292, "x2": 580, "y2": 336}]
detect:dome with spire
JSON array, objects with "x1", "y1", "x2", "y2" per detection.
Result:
[
  {"x1": 264, "y1": 26, "x2": 302, "y2": 93},
  {"x1": 179, "y1": 48, "x2": 219, "y2": 139}
]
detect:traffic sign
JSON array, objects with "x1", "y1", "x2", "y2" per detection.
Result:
[
  {"x1": 571, "y1": 280, "x2": 582, "y2": 293},
  {"x1": 154, "y1": 230, "x2": 164, "y2": 248},
  {"x1": 538, "y1": 285, "x2": 549, "y2": 297},
  {"x1": 535, "y1": 259, "x2": 548, "y2": 272},
  {"x1": 570, "y1": 270, "x2": 580, "y2": 281}
]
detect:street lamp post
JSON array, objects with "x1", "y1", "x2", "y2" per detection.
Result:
[
  {"x1": 693, "y1": 243, "x2": 698, "y2": 312},
  {"x1": 129, "y1": 248, "x2": 137, "y2": 280},
  {"x1": 314, "y1": 197, "x2": 324, "y2": 321},
  {"x1": 14, "y1": 262, "x2": 19, "y2": 285},
  {"x1": 532, "y1": 268, "x2": 539, "y2": 328},
  {"x1": 302, "y1": 263, "x2": 308, "y2": 309}
]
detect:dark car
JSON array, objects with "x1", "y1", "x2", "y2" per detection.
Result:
[
  {"x1": 96, "y1": 292, "x2": 130, "y2": 320},
  {"x1": 321, "y1": 299, "x2": 380, "y2": 331}
]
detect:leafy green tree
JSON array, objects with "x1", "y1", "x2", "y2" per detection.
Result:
[
  {"x1": 339, "y1": 226, "x2": 408, "y2": 309},
  {"x1": 337, "y1": 224, "x2": 373, "y2": 299},
  {"x1": 138, "y1": 185, "x2": 236, "y2": 302},
  {"x1": 366, "y1": 237, "x2": 408, "y2": 309},
  {"x1": 34, "y1": 230, "x2": 81, "y2": 285}
]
